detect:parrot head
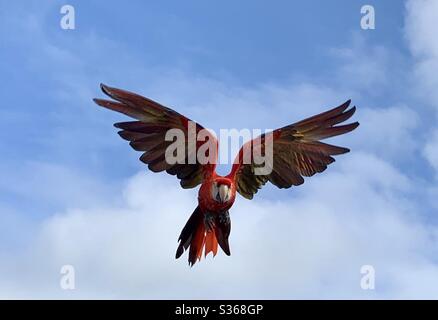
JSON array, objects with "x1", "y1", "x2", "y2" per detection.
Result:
[{"x1": 211, "y1": 178, "x2": 232, "y2": 204}]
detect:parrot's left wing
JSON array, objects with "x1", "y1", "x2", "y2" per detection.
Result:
[
  {"x1": 94, "y1": 84, "x2": 217, "y2": 189},
  {"x1": 230, "y1": 100, "x2": 359, "y2": 199}
]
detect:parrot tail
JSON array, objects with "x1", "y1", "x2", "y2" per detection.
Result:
[{"x1": 175, "y1": 207, "x2": 231, "y2": 266}]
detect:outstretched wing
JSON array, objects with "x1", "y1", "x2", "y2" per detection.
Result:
[
  {"x1": 94, "y1": 84, "x2": 217, "y2": 188},
  {"x1": 230, "y1": 100, "x2": 359, "y2": 199}
]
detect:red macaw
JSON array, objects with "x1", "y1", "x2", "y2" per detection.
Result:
[{"x1": 94, "y1": 84, "x2": 359, "y2": 266}]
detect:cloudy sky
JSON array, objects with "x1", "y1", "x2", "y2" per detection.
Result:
[{"x1": 1, "y1": 0, "x2": 438, "y2": 299}]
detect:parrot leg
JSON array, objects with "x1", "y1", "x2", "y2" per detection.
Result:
[
  {"x1": 215, "y1": 210, "x2": 231, "y2": 256},
  {"x1": 204, "y1": 212, "x2": 215, "y2": 232}
]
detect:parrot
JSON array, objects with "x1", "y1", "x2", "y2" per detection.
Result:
[{"x1": 93, "y1": 84, "x2": 359, "y2": 266}]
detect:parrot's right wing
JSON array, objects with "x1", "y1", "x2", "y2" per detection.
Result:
[{"x1": 94, "y1": 84, "x2": 217, "y2": 189}]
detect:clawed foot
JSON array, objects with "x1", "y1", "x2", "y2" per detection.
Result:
[{"x1": 218, "y1": 210, "x2": 230, "y2": 225}]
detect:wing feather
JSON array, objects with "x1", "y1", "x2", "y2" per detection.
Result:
[
  {"x1": 231, "y1": 100, "x2": 359, "y2": 198},
  {"x1": 94, "y1": 84, "x2": 217, "y2": 188}
]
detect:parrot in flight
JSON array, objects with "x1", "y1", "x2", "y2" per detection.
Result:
[{"x1": 94, "y1": 84, "x2": 359, "y2": 266}]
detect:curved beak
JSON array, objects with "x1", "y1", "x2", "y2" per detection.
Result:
[{"x1": 218, "y1": 184, "x2": 229, "y2": 203}]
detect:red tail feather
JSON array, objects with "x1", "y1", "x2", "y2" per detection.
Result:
[{"x1": 175, "y1": 207, "x2": 227, "y2": 266}]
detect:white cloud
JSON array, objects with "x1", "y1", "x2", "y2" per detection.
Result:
[
  {"x1": 405, "y1": 0, "x2": 438, "y2": 181},
  {"x1": 405, "y1": 0, "x2": 438, "y2": 58},
  {"x1": 423, "y1": 129, "x2": 438, "y2": 175},
  {"x1": 139, "y1": 70, "x2": 347, "y2": 132},
  {"x1": 329, "y1": 35, "x2": 392, "y2": 93},
  {"x1": 2, "y1": 152, "x2": 438, "y2": 299},
  {"x1": 405, "y1": 0, "x2": 438, "y2": 107},
  {"x1": 0, "y1": 161, "x2": 118, "y2": 210},
  {"x1": 351, "y1": 105, "x2": 419, "y2": 161}
]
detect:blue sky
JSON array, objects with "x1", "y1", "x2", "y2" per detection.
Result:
[{"x1": 1, "y1": 0, "x2": 438, "y2": 298}]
